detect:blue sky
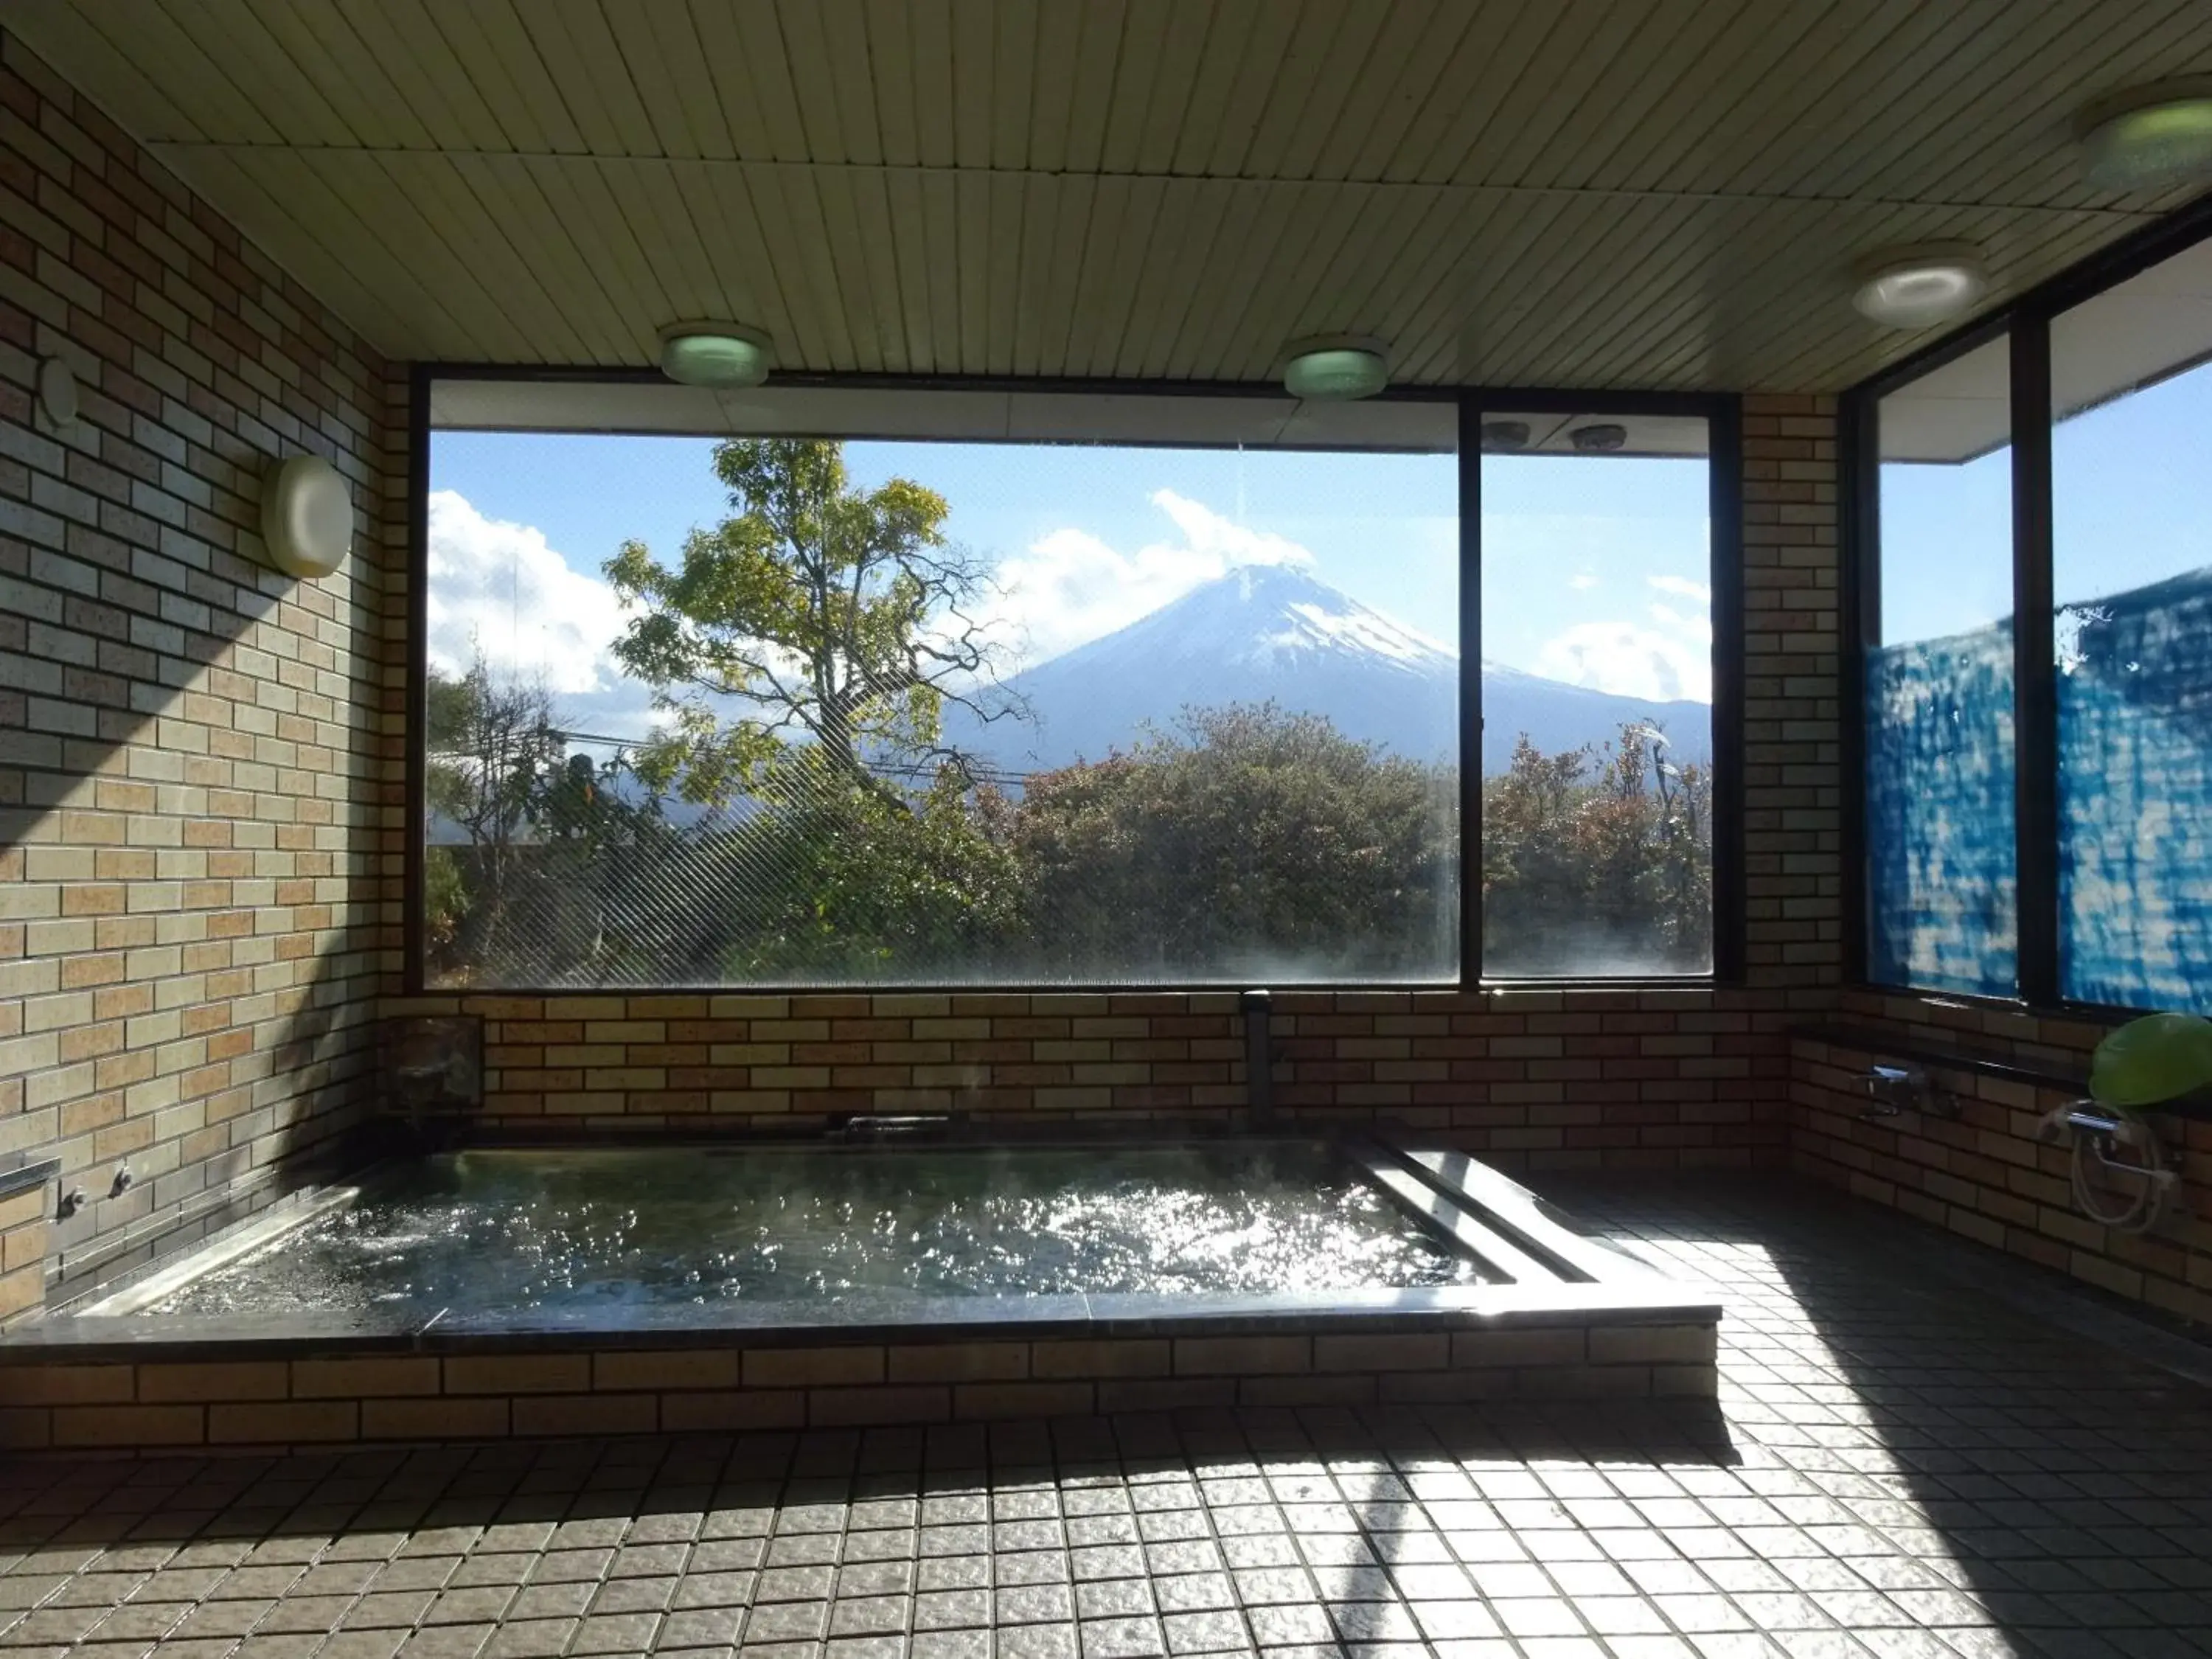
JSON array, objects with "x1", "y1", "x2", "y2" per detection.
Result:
[
  {"x1": 1880, "y1": 356, "x2": 2212, "y2": 644},
  {"x1": 426, "y1": 428, "x2": 1716, "y2": 737},
  {"x1": 425, "y1": 352, "x2": 2212, "y2": 728}
]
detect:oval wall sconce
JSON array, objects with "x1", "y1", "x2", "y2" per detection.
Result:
[
  {"x1": 261, "y1": 453, "x2": 353, "y2": 579},
  {"x1": 34, "y1": 356, "x2": 77, "y2": 434}
]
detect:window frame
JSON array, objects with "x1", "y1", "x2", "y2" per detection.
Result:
[
  {"x1": 1840, "y1": 194, "x2": 2212, "y2": 1016},
  {"x1": 403, "y1": 368, "x2": 1745, "y2": 995},
  {"x1": 1458, "y1": 391, "x2": 1745, "y2": 988}
]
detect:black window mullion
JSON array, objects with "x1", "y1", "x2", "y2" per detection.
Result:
[
  {"x1": 404, "y1": 364, "x2": 432, "y2": 997},
  {"x1": 1457, "y1": 394, "x2": 1484, "y2": 989},
  {"x1": 2010, "y1": 319, "x2": 2059, "y2": 1006},
  {"x1": 1838, "y1": 389, "x2": 1878, "y2": 987},
  {"x1": 1708, "y1": 394, "x2": 1746, "y2": 984}
]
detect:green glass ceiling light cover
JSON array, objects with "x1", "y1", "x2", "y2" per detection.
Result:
[
  {"x1": 1281, "y1": 336, "x2": 1389, "y2": 401},
  {"x1": 2087, "y1": 1013, "x2": 2212, "y2": 1110},
  {"x1": 2079, "y1": 87, "x2": 2212, "y2": 191},
  {"x1": 658, "y1": 323, "x2": 773, "y2": 389}
]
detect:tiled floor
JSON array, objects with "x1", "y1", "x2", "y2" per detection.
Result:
[{"x1": 3, "y1": 1176, "x2": 2210, "y2": 1659}]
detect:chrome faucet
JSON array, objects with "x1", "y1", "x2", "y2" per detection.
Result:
[{"x1": 1857, "y1": 1062, "x2": 1953, "y2": 1119}]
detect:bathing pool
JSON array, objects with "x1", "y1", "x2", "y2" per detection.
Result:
[
  {"x1": 0, "y1": 1134, "x2": 1722, "y2": 1449},
  {"x1": 116, "y1": 1141, "x2": 1472, "y2": 1321}
]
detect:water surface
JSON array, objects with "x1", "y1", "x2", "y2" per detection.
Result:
[{"x1": 148, "y1": 1143, "x2": 1464, "y2": 1319}]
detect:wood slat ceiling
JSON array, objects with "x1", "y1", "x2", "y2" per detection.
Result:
[{"x1": 13, "y1": 0, "x2": 2212, "y2": 391}]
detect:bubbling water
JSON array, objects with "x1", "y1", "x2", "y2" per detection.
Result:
[{"x1": 148, "y1": 1144, "x2": 1465, "y2": 1319}]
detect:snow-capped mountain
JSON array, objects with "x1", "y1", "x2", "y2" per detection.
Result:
[
  {"x1": 1479, "y1": 658, "x2": 1711, "y2": 775},
  {"x1": 948, "y1": 564, "x2": 1710, "y2": 776}
]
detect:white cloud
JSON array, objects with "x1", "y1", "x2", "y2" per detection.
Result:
[
  {"x1": 1537, "y1": 613, "x2": 1712, "y2": 703},
  {"x1": 1646, "y1": 573, "x2": 1711, "y2": 602},
  {"x1": 975, "y1": 489, "x2": 1315, "y2": 669},
  {"x1": 425, "y1": 490, "x2": 624, "y2": 695},
  {"x1": 424, "y1": 484, "x2": 1338, "y2": 730},
  {"x1": 1532, "y1": 567, "x2": 1715, "y2": 701},
  {"x1": 1569, "y1": 572, "x2": 1599, "y2": 591},
  {"x1": 1149, "y1": 489, "x2": 1315, "y2": 571}
]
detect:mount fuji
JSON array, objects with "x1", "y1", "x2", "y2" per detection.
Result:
[{"x1": 948, "y1": 564, "x2": 1710, "y2": 777}]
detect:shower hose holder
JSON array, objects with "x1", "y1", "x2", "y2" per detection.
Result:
[{"x1": 2037, "y1": 1102, "x2": 2183, "y2": 1234}]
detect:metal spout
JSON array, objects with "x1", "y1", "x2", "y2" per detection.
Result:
[{"x1": 1241, "y1": 989, "x2": 1275, "y2": 1127}]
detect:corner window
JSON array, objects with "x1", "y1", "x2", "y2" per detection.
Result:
[
  {"x1": 1865, "y1": 338, "x2": 2018, "y2": 996},
  {"x1": 1854, "y1": 226, "x2": 2212, "y2": 1013},
  {"x1": 2051, "y1": 245, "x2": 2212, "y2": 1010}
]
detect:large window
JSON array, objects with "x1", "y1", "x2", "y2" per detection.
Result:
[
  {"x1": 419, "y1": 384, "x2": 1460, "y2": 989},
  {"x1": 1854, "y1": 223, "x2": 2212, "y2": 1013},
  {"x1": 1479, "y1": 414, "x2": 1717, "y2": 978},
  {"x1": 1865, "y1": 338, "x2": 2017, "y2": 996},
  {"x1": 2052, "y1": 246, "x2": 2212, "y2": 1011}
]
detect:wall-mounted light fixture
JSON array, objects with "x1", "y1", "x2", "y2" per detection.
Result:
[
  {"x1": 659, "y1": 322, "x2": 774, "y2": 389},
  {"x1": 34, "y1": 357, "x2": 77, "y2": 434},
  {"x1": 261, "y1": 454, "x2": 352, "y2": 580},
  {"x1": 1280, "y1": 336, "x2": 1390, "y2": 401},
  {"x1": 2079, "y1": 83, "x2": 2212, "y2": 191},
  {"x1": 1851, "y1": 244, "x2": 1989, "y2": 330}
]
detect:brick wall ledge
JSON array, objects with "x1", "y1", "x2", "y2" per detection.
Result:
[
  {"x1": 0, "y1": 1160, "x2": 59, "y2": 1205},
  {"x1": 0, "y1": 1316, "x2": 1721, "y2": 1450},
  {"x1": 1, "y1": 1276, "x2": 1719, "y2": 1365},
  {"x1": 1791, "y1": 1022, "x2": 2090, "y2": 1095}
]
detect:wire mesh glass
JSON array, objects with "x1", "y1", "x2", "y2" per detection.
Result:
[{"x1": 422, "y1": 423, "x2": 1461, "y2": 988}]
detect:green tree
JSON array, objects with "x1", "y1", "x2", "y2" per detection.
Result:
[
  {"x1": 603, "y1": 438, "x2": 1018, "y2": 803},
  {"x1": 1010, "y1": 702, "x2": 1456, "y2": 978},
  {"x1": 423, "y1": 650, "x2": 568, "y2": 976},
  {"x1": 723, "y1": 770, "x2": 1029, "y2": 981},
  {"x1": 1481, "y1": 721, "x2": 1712, "y2": 973},
  {"x1": 424, "y1": 651, "x2": 677, "y2": 985},
  {"x1": 590, "y1": 439, "x2": 1033, "y2": 983}
]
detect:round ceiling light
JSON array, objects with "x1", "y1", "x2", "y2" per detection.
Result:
[
  {"x1": 1480, "y1": 420, "x2": 1531, "y2": 452},
  {"x1": 2079, "y1": 86, "x2": 2212, "y2": 190},
  {"x1": 1281, "y1": 336, "x2": 1389, "y2": 401},
  {"x1": 1569, "y1": 422, "x2": 1627, "y2": 453},
  {"x1": 658, "y1": 323, "x2": 773, "y2": 388},
  {"x1": 1851, "y1": 245, "x2": 1989, "y2": 330}
]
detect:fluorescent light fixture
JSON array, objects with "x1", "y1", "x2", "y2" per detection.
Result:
[
  {"x1": 1281, "y1": 336, "x2": 1390, "y2": 401},
  {"x1": 2079, "y1": 85, "x2": 2212, "y2": 190},
  {"x1": 1851, "y1": 245, "x2": 1988, "y2": 330},
  {"x1": 658, "y1": 322, "x2": 773, "y2": 388}
]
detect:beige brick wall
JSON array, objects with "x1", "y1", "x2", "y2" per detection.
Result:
[
  {"x1": 0, "y1": 1318, "x2": 1719, "y2": 1449},
  {"x1": 1793, "y1": 988, "x2": 2212, "y2": 1329},
  {"x1": 385, "y1": 396, "x2": 1843, "y2": 1160},
  {"x1": 0, "y1": 32, "x2": 396, "y2": 1311}
]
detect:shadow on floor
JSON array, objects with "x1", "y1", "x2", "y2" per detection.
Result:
[
  {"x1": 13, "y1": 1174, "x2": 2210, "y2": 1658},
  {"x1": 0, "y1": 1399, "x2": 1739, "y2": 1548},
  {"x1": 1540, "y1": 1170, "x2": 2212, "y2": 1659}
]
